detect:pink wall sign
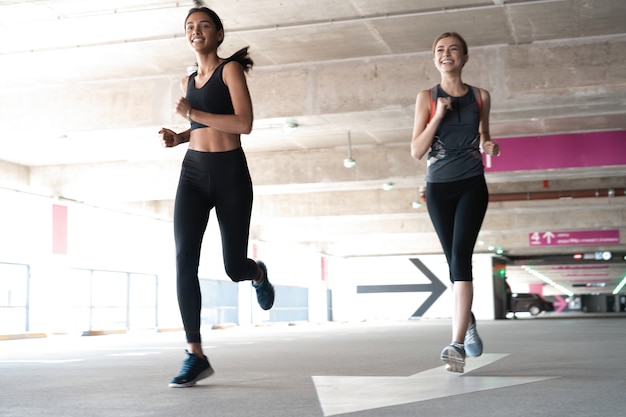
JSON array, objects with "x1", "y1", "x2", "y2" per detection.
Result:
[
  {"x1": 484, "y1": 130, "x2": 626, "y2": 172},
  {"x1": 529, "y1": 230, "x2": 620, "y2": 247},
  {"x1": 52, "y1": 204, "x2": 68, "y2": 255}
]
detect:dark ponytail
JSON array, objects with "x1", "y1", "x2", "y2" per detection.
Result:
[{"x1": 225, "y1": 47, "x2": 254, "y2": 73}]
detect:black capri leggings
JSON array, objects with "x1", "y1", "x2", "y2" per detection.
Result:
[
  {"x1": 425, "y1": 175, "x2": 489, "y2": 283},
  {"x1": 174, "y1": 148, "x2": 259, "y2": 343}
]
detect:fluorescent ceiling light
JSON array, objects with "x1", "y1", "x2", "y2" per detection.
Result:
[{"x1": 612, "y1": 275, "x2": 626, "y2": 295}]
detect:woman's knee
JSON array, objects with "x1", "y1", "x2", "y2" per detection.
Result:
[{"x1": 224, "y1": 259, "x2": 257, "y2": 282}]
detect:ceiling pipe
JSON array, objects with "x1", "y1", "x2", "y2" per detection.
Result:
[{"x1": 488, "y1": 187, "x2": 625, "y2": 202}]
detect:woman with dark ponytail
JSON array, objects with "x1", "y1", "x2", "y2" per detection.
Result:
[{"x1": 159, "y1": 5, "x2": 274, "y2": 388}]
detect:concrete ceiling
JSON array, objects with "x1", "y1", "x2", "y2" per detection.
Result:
[{"x1": 1, "y1": 0, "x2": 625, "y2": 297}]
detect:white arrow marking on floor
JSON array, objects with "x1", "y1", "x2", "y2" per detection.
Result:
[{"x1": 312, "y1": 354, "x2": 559, "y2": 416}]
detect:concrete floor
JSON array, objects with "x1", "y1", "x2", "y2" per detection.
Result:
[{"x1": 1, "y1": 315, "x2": 625, "y2": 417}]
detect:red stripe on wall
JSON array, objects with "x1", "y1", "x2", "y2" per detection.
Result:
[
  {"x1": 321, "y1": 256, "x2": 328, "y2": 281},
  {"x1": 252, "y1": 243, "x2": 258, "y2": 260},
  {"x1": 52, "y1": 204, "x2": 68, "y2": 255}
]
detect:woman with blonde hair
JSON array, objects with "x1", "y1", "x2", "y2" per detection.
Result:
[{"x1": 410, "y1": 32, "x2": 499, "y2": 373}]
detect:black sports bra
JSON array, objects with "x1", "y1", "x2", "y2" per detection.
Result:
[{"x1": 186, "y1": 60, "x2": 234, "y2": 130}]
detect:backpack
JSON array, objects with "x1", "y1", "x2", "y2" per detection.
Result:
[{"x1": 429, "y1": 84, "x2": 482, "y2": 122}]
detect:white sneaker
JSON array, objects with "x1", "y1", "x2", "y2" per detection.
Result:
[{"x1": 440, "y1": 343, "x2": 466, "y2": 373}]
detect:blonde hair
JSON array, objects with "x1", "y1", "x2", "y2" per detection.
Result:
[{"x1": 432, "y1": 32, "x2": 468, "y2": 56}]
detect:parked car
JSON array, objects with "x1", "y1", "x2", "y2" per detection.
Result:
[{"x1": 509, "y1": 293, "x2": 554, "y2": 316}]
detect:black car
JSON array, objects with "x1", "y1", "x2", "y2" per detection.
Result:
[{"x1": 509, "y1": 293, "x2": 554, "y2": 316}]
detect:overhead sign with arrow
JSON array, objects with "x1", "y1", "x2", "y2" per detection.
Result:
[
  {"x1": 529, "y1": 229, "x2": 620, "y2": 247},
  {"x1": 356, "y1": 258, "x2": 447, "y2": 318}
]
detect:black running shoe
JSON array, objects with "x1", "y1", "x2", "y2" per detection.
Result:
[
  {"x1": 252, "y1": 261, "x2": 275, "y2": 310},
  {"x1": 169, "y1": 350, "x2": 214, "y2": 388}
]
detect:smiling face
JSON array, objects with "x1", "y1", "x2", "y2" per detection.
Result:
[
  {"x1": 185, "y1": 11, "x2": 224, "y2": 51},
  {"x1": 432, "y1": 34, "x2": 468, "y2": 73}
]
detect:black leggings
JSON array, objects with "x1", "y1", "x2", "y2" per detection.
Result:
[
  {"x1": 174, "y1": 148, "x2": 259, "y2": 343},
  {"x1": 426, "y1": 175, "x2": 488, "y2": 283}
]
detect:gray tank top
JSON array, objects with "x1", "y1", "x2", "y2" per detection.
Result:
[{"x1": 426, "y1": 84, "x2": 484, "y2": 183}]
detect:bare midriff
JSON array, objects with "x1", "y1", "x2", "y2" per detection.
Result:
[{"x1": 189, "y1": 127, "x2": 241, "y2": 152}]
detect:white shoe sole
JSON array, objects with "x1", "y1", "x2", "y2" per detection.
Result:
[
  {"x1": 441, "y1": 351, "x2": 465, "y2": 373},
  {"x1": 443, "y1": 361, "x2": 465, "y2": 373}
]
